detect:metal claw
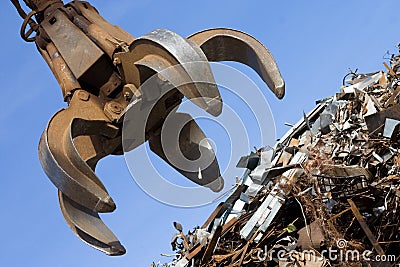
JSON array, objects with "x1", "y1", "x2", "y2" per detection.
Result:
[
  {"x1": 188, "y1": 28, "x2": 285, "y2": 99},
  {"x1": 38, "y1": 90, "x2": 119, "y2": 213},
  {"x1": 12, "y1": 0, "x2": 286, "y2": 256},
  {"x1": 59, "y1": 191, "x2": 126, "y2": 256},
  {"x1": 118, "y1": 29, "x2": 222, "y2": 117},
  {"x1": 56, "y1": 126, "x2": 125, "y2": 255},
  {"x1": 119, "y1": 29, "x2": 224, "y2": 191},
  {"x1": 148, "y1": 111, "x2": 224, "y2": 192}
]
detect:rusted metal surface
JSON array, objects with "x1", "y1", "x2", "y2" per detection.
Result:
[
  {"x1": 347, "y1": 199, "x2": 386, "y2": 257},
  {"x1": 188, "y1": 28, "x2": 285, "y2": 99},
  {"x1": 59, "y1": 192, "x2": 126, "y2": 256},
  {"x1": 39, "y1": 90, "x2": 119, "y2": 213},
  {"x1": 41, "y1": 9, "x2": 105, "y2": 79},
  {"x1": 365, "y1": 103, "x2": 400, "y2": 136},
  {"x1": 11, "y1": 0, "x2": 285, "y2": 255},
  {"x1": 72, "y1": 1, "x2": 135, "y2": 46},
  {"x1": 201, "y1": 225, "x2": 222, "y2": 264},
  {"x1": 42, "y1": 42, "x2": 81, "y2": 98},
  {"x1": 23, "y1": 0, "x2": 62, "y2": 12}
]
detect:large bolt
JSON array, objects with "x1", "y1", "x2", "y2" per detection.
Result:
[
  {"x1": 113, "y1": 57, "x2": 121, "y2": 66},
  {"x1": 110, "y1": 102, "x2": 122, "y2": 114},
  {"x1": 77, "y1": 90, "x2": 90, "y2": 101},
  {"x1": 104, "y1": 101, "x2": 124, "y2": 122}
]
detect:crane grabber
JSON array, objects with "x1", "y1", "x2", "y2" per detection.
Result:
[{"x1": 10, "y1": 0, "x2": 285, "y2": 255}]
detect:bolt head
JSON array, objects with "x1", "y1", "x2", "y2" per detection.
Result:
[
  {"x1": 113, "y1": 57, "x2": 122, "y2": 65},
  {"x1": 106, "y1": 101, "x2": 123, "y2": 114},
  {"x1": 77, "y1": 91, "x2": 90, "y2": 101},
  {"x1": 111, "y1": 104, "x2": 122, "y2": 114}
]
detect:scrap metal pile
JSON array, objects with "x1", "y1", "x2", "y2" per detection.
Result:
[{"x1": 160, "y1": 53, "x2": 400, "y2": 266}]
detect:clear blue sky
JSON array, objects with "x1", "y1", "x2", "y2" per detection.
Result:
[{"x1": 1, "y1": 1, "x2": 399, "y2": 266}]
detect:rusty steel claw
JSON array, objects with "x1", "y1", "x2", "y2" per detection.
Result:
[
  {"x1": 119, "y1": 28, "x2": 222, "y2": 150},
  {"x1": 13, "y1": 0, "x2": 285, "y2": 256},
  {"x1": 59, "y1": 192, "x2": 126, "y2": 256},
  {"x1": 39, "y1": 90, "x2": 119, "y2": 213},
  {"x1": 148, "y1": 111, "x2": 224, "y2": 192},
  {"x1": 118, "y1": 28, "x2": 226, "y2": 192},
  {"x1": 188, "y1": 28, "x2": 285, "y2": 99},
  {"x1": 117, "y1": 28, "x2": 222, "y2": 117},
  {"x1": 39, "y1": 89, "x2": 128, "y2": 254}
]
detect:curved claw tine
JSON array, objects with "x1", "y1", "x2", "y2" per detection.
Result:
[
  {"x1": 130, "y1": 29, "x2": 222, "y2": 116},
  {"x1": 188, "y1": 28, "x2": 285, "y2": 99},
  {"x1": 59, "y1": 191, "x2": 126, "y2": 256},
  {"x1": 73, "y1": 135, "x2": 106, "y2": 170},
  {"x1": 73, "y1": 135, "x2": 122, "y2": 170},
  {"x1": 148, "y1": 111, "x2": 224, "y2": 192},
  {"x1": 38, "y1": 90, "x2": 119, "y2": 213}
]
